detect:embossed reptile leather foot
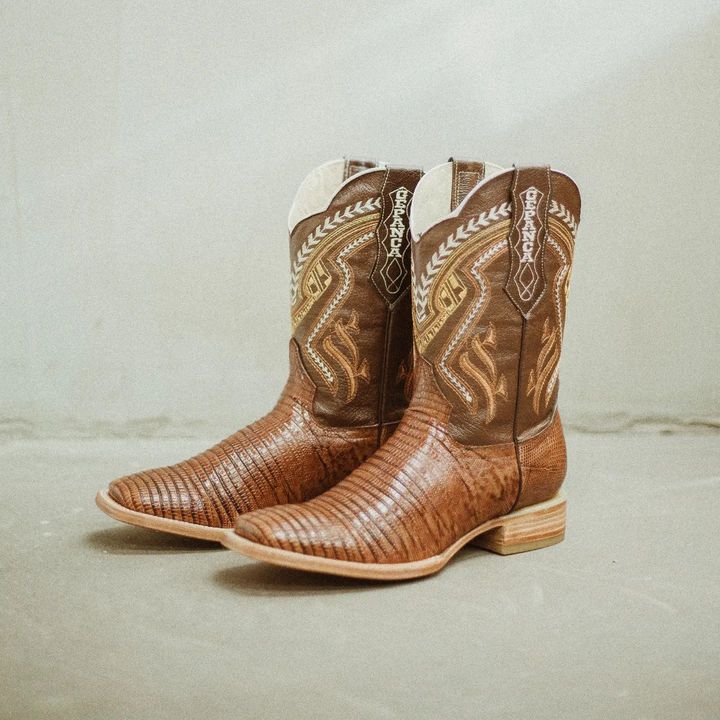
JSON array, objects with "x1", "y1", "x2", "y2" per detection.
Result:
[
  {"x1": 96, "y1": 158, "x2": 423, "y2": 540},
  {"x1": 222, "y1": 161, "x2": 581, "y2": 577}
]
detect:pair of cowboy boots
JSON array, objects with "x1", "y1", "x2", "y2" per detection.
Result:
[{"x1": 96, "y1": 157, "x2": 581, "y2": 580}]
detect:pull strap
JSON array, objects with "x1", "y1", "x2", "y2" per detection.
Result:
[
  {"x1": 343, "y1": 158, "x2": 378, "y2": 180},
  {"x1": 449, "y1": 158, "x2": 486, "y2": 210}
]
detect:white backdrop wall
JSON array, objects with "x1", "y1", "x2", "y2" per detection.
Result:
[{"x1": 1, "y1": 0, "x2": 719, "y2": 438}]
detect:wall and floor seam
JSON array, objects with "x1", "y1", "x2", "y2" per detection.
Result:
[{"x1": 0, "y1": 413, "x2": 719, "y2": 441}]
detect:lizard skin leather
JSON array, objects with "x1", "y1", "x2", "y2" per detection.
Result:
[
  {"x1": 228, "y1": 164, "x2": 581, "y2": 566},
  {"x1": 99, "y1": 160, "x2": 423, "y2": 534}
]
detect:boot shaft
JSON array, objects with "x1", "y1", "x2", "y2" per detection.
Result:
[
  {"x1": 289, "y1": 160, "x2": 423, "y2": 428},
  {"x1": 411, "y1": 163, "x2": 581, "y2": 445}
]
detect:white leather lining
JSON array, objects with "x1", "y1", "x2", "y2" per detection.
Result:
[
  {"x1": 410, "y1": 161, "x2": 505, "y2": 239},
  {"x1": 288, "y1": 159, "x2": 384, "y2": 232}
]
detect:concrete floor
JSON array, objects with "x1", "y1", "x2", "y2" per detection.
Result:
[{"x1": 1, "y1": 432, "x2": 719, "y2": 720}]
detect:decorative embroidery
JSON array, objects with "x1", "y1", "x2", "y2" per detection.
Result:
[
  {"x1": 378, "y1": 186, "x2": 412, "y2": 296},
  {"x1": 292, "y1": 260, "x2": 332, "y2": 330},
  {"x1": 510, "y1": 185, "x2": 544, "y2": 304},
  {"x1": 412, "y1": 201, "x2": 574, "y2": 325},
  {"x1": 411, "y1": 195, "x2": 576, "y2": 420},
  {"x1": 458, "y1": 324, "x2": 508, "y2": 421},
  {"x1": 413, "y1": 202, "x2": 511, "y2": 322},
  {"x1": 415, "y1": 271, "x2": 467, "y2": 353},
  {"x1": 549, "y1": 200, "x2": 578, "y2": 237},
  {"x1": 436, "y1": 240, "x2": 506, "y2": 407},
  {"x1": 526, "y1": 317, "x2": 560, "y2": 414},
  {"x1": 396, "y1": 355, "x2": 414, "y2": 402},
  {"x1": 305, "y1": 232, "x2": 375, "y2": 389},
  {"x1": 290, "y1": 197, "x2": 381, "y2": 305},
  {"x1": 322, "y1": 311, "x2": 370, "y2": 402}
]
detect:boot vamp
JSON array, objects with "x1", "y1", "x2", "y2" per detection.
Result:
[
  {"x1": 234, "y1": 410, "x2": 519, "y2": 563},
  {"x1": 108, "y1": 397, "x2": 378, "y2": 528}
]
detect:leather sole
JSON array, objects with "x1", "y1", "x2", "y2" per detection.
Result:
[
  {"x1": 95, "y1": 490, "x2": 227, "y2": 542},
  {"x1": 220, "y1": 493, "x2": 567, "y2": 580}
]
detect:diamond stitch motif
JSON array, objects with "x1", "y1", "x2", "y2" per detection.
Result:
[
  {"x1": 380, "y1": 251, "x2": 408, "y2": 294},
  {"x1": 516, "y1": 261, "x2": 538, "y2": 301},
  {"x1": 509, "y1": 185, "x2": 544, "y2": 311},
  {"x1": 378, "y1": 187, "x2": 412, "y2": 296}
]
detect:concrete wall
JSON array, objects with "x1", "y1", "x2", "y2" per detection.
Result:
[{"x1": 2, "y1": 1, "x2": 719, "y2": 438}]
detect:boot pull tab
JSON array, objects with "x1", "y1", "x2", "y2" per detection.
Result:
[
  {"x1": 449, "y1": 158, "x2": 486, "y2": 210},
  {"x1": 343, "y1": 158, "x2": 378, "y2": 180},
  {"x1": 505, "y1": 165, "x2": 552, "y2": 318}
]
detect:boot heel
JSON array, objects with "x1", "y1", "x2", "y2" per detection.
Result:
[{"x1": 470, "y1": 495, "x2": 566, "y2": 555}]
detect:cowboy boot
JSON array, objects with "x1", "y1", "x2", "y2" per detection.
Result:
[
  {"x1": 96, "y1": 158, "x2": 423, "y2": 540},
  {"x1": 222, "y1": 160, "x2": 581, "y2": 578}
]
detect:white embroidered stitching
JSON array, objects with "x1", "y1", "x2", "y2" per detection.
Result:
[
  {"x1": 438, "y1": 240, "x2": 506, "y2": 403},
  {"x1": 305, "y1": 232, "x2": 375, "y2": 385},
  {"x1": 549, "y1": 200, "x2": 578, "y2": 237},
  {"x1": 413, "y1": 202, "x2": 511, "y2": 322},
  {"x1": 290, "y1": 197, "x2": 381, "y2": 304}
]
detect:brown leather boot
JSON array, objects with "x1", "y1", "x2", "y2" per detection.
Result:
[
  {"x1": 222, "y1": 161, "x2": 581, "y2": 578},
  {"x1": 96, "y1": 158, "x2": 423, "y2": 540}
]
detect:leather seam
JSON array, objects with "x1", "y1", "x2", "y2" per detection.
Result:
[
  {"x1": 510, "y1": 316, "x2": 527, "y2": 511},
  {"x1": 375, "y1": 306, "x2": 392, "y2": 447},
  {"x1": 368, "y1": 167, "x2": 392, "y2": 303},
  {"x1": 516, "y1": 405, "x2": 559, "y2": 444}
]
